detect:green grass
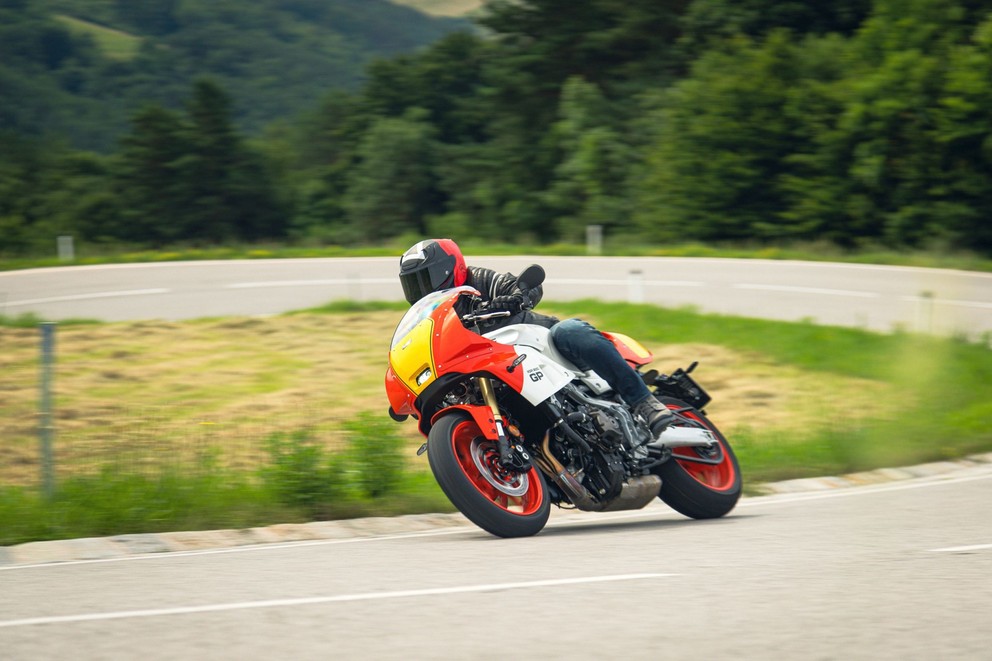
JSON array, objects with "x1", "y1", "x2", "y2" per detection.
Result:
[
  {"x1": 0, "y1": 414, "x2": 453, "y2": 546},
  {"x1": 0, "y1": 313, "x2": 99, "y2": 328},
  {"x1": 3, "y1": 240, "x2": 991, "y2": 273},
  {"x1": 293, "y1": 300, "x2": 408, "y2": 314}
]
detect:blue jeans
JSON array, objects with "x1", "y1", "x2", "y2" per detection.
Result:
[{"x1": 549, "y1": 318, "x2": 652, "y2": 406}]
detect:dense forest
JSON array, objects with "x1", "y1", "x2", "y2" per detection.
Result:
[
  {"x1": 0, "y1": 0, "x2": 465, "y2": 148},
  {"x1": 4, "y1": 0, "x2": 992, "y2": 257}
]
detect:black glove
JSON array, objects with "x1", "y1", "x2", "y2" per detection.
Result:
[{"x1": 490, "y1": 294, "x2": 525, "y2": 312}]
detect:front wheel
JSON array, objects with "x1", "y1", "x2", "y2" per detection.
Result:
[
  {"x1": 427, "y1": 411, "x2": 550, "y2": 538},
  {"x1": 653, "y1": 397, "x2": 742, "y2": 519}
]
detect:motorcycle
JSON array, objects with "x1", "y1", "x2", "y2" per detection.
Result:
[{"x1": 384, "y1": 265, "x2": 742, "y2": 537}]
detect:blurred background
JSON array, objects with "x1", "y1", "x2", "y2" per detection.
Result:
[{"x1": 3, "y1": 0, "x2": 992, "y2": 260}]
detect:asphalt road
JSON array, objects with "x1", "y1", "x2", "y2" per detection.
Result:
[
  {"x1": 2, "y1": 466, "x2": 990, "y2": 660},
  {"x1": 2, "y1": 257, "x2": 989, "y2": 658},
  {"x1": 2, "y1": 257, "x2": 991, "y2": 336}
]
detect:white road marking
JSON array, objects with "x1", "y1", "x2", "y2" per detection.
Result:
[
  {"x1": 0, "y1": 258, "x2": 401, "y2": 278},
  {"x1": 928, "y1": 543, "x2": 992, "y2": 553},
  {"x1": 552, "y1": 278, "x2": 705, "y2": 287},
  {"x1": 733, "y1": 283, "x2": 880, "y2": 298},
  {"x1": 227, "y1": 278, "x2": 396, "y2": 288},
  {"x1": 0, "y1": 573, "x2": 672, "y2": 629},
  {"x1": 4, "y1": 289, "x2": 170, "y2": 307}
]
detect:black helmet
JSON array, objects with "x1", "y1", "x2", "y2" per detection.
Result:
[{"x1": 398, "y1": 238, "x2": 467, "y2": 304}]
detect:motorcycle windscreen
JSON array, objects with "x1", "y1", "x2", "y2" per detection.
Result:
[{"x1": 390, "y1": 286, "x2": 478, "y2": 350}]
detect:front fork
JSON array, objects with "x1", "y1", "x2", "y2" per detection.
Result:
[{"x1": 477, "y1": 376, "x2": 532, "y2": 470}]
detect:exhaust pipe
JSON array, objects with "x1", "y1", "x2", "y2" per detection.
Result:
[
  {"x1": 547, "y1": 469, "x2": 662, "y2": 513},
  {"x1": 534, "y1": 435, "x2": 662, "y2": 512}
]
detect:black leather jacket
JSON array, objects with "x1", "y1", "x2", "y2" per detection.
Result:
[{"x1": 465, "y1": 265, "x2": 559, "y2": 331}]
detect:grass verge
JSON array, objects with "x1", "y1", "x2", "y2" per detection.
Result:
[
  {"x1": 1, "y1": 301, "x2": 989, "y2": 545},
  {"x1": 0, "y1": 414, "x2": 453, "y2": 547},
  {"x1": 3, "y1": 239, "x2": 991, "y2": 272}
]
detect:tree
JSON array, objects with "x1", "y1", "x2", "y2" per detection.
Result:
[
  {"x1": 545, "y1": 77, "x2": 632, "y2": 240},
  {"x1": 115, "y1": 80, "x2": 286, "y2": 245},
  {"x1": 115, "y1": 0, "x2": 179, "y2": 36},
  {"x1": 679, "y1": 0, "x2": 871, "y2": 57},
  {"x1": 182, "y1": 79, "x2": 285, "y2": 242},
  {"x1": 632, "y1": 32, "x2": 809, "y2": 242},
  {"x1": 480, "y1": 0, "x2": 690, "y2": 91},
  {"x1": 0, "y1": 134, "x2": 121, "y2": 255},
  {"x1": 813, "y1": 0, "x2": 980, "y2": 249},
  {"x1": 928, "y1": 16, "x2": 992, "y2": 252},
  {"x1": 183, "y1": 79, "x2": 243, "y2": 241},
  {"x1": 116, "y1": 105, "x2": 191, "y2": 244},
  {"x1": 343, "y1": 110, "x2": 438, "y2": 241},
  {"x1": 363, "y1": 31, "x2": 490, "y2": 144}
]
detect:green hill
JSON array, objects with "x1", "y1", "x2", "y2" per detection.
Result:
[
  {"x1": 2, "y1": 0, "x2": 469, "y2": 150},
  {"x1": 389, "y1": 0, "x2": 486, "y2": 17}
]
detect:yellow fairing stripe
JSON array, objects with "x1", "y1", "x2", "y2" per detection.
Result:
[
  {"x1": 388, "y1": 318, "x2": 437, "y2": 396},
  {"x1": 610, "y1": 332, "x2": 651, "y2": 359}
]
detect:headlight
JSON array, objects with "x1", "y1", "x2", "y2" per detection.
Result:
[{"x1": 416, "y1": 368, "x2": 432, "y2": 386}]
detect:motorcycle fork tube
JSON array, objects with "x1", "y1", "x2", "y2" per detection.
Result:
[{"x1": 477, "y1": 376, "x2": 513, "y2": 465}]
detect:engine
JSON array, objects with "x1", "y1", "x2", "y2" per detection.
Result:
[
  {"x1": 559, "y1": 384, "x2": 651, "y2": 454},
  {"x1": 526, "y1": 384, "x2": 661, "y2": 512}
]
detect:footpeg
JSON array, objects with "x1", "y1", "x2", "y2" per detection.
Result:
[{"x1": 651, "y1": 426, "x2": 716, "y2": 448}]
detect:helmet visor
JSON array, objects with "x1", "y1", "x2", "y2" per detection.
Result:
[
  {"x1": 400, "y1": 269, "x2": 437, "y2": 305},
  {"x1": 399, "y1": 254, "x2": 456, "y2": 304}
]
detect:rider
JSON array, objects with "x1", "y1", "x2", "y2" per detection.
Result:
[{"x1": 398, "y1": 238, "x2": 674, "y2": 439}]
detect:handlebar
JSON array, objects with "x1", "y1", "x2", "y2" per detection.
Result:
[{"x1": 462, "y1": 310, "x2": 512, "y2": 324}]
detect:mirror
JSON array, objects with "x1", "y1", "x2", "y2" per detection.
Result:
[{"x1": 517, "y1": 264, "x2": 545, "y2": 291}]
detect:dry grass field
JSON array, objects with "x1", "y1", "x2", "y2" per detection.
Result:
[{"x1": 0, "y1": 309, "x2": 898, "y2": 487}]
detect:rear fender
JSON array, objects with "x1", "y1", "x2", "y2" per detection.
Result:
[
  {"x1": 430, "y1": 405, "x2": 499, "y2": 441},
  {"x1": 602, "y1": 331, "x2": 653, "y2": 367}
]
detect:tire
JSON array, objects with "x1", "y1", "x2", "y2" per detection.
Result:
[
  {"x1": 427, "y1": 411, "x2": 550, "y2": 538},
  {"x1": 653, "y1": 397, "x2": 742, "y2": 519}
]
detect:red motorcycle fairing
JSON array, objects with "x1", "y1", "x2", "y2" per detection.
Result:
[
  {"x1": 430, "y1": 404, "x2": 500, "y2": 440},
  {"x1": 385, "y1": 365, "x2": 416, "y2": 417},
  {"x1": 386, "y1": 287, "x2": 528, "y2": 429},
  {"x1": 432, "y1": 304, "x2": 525, "y2": 391},
  {"x1": 410, "y1": 369, "x2": 519, "y2": 438}
]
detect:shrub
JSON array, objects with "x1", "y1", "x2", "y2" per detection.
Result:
[
  {"x1": 343, "y1": 412, "x2": 407, "y2": 499},
  {"x1": 260, "y1": 429, "x2": 340, "y2": 513}
]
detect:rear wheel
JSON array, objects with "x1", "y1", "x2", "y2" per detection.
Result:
[
  {"x1": 653, "y1": 397, "x2": 742, "y2": 519},
  {"x1": 427, "y1": 411, "x2": 550, "y2": 538}
]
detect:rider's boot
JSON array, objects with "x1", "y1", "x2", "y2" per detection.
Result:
[{"x1": 633, "y1": 396, "x2": 675, "y2": 440}]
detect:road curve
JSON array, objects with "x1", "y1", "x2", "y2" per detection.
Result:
[
  {"x1": 1, "y1": 257, "x2": 990, "y2": 337},
  {"x1": 1, "y1": 461, "x2": 990, "y2": 660}
]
